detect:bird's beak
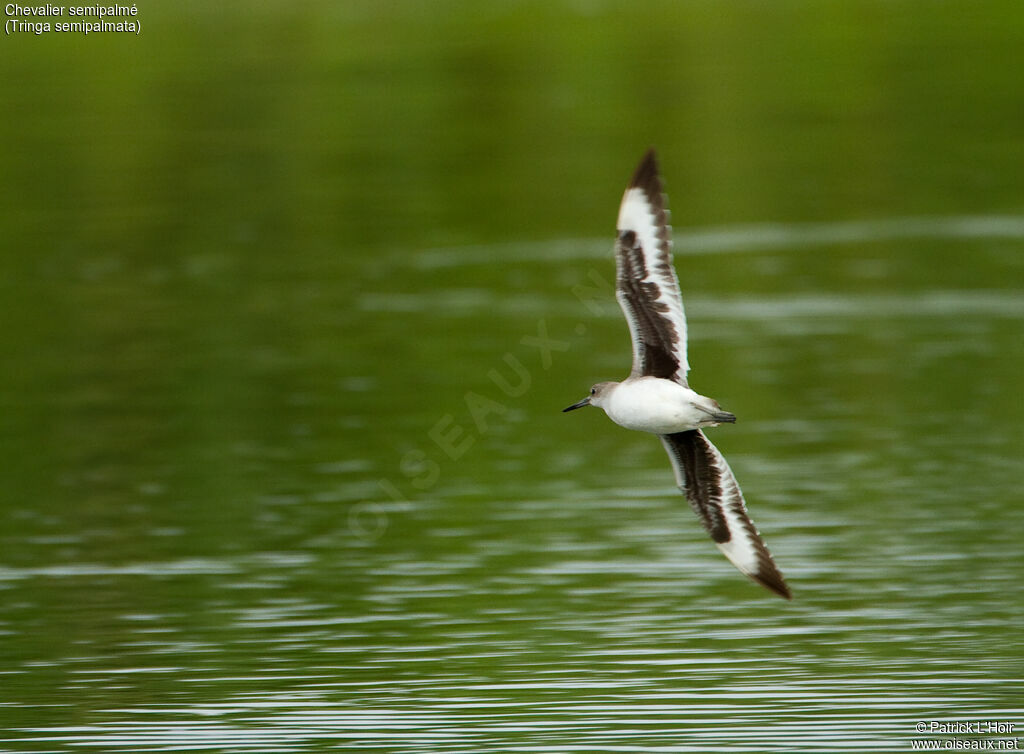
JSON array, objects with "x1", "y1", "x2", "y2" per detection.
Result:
[{"x1": 562, "y1": 396, "x2": 591, "y2": 413}]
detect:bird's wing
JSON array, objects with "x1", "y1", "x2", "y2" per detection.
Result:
[
  {"x1": 615, "y1": 149, "x2": 689, "y2": 385},
  {"x1": 660, "y1": 430, "x2": 791, "y2": 599}
]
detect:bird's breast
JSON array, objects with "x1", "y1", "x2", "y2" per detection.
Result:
[{"x1": 603, "y1": 378, "x2": 706, "y2": 434}]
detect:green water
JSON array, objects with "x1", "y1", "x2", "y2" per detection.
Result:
[{"x1": 2, "y1": 2, "x2": 1023, "y2": 751}]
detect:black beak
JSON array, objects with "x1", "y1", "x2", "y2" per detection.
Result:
[{"x1": 562, "y1": 396, "x2": 591, "y2": 413}]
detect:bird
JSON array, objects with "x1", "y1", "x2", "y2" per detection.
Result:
[{"x1": 563, "y1": 149, "x2": 791, "y2": 600}]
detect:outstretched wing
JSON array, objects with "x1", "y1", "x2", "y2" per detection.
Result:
[
  {"x1": 660, "y1": 430, "x2": 791, "y2": 599},
  {"x1": 615, "y1": 149, "x2": 689, "y2": 385}
]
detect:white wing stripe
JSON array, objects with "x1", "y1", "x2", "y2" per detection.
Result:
[
  {"x1": 614, "y1": 153, "x2": 689, "y2": 381},
  {"x1": 660, "y1": 430, "x2": 790, "y2": 599}
]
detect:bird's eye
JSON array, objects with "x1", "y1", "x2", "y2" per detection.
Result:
[{"x1": 590, "y1": 387, "x2": 597, "y2": 395}]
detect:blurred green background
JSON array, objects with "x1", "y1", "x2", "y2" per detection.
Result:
[{"x1": 1, "y1": 2, "x2": 1022, "y2": 751}]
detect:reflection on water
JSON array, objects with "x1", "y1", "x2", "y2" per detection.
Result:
[
  {"x1": 9, "y1": 679, "x2": 1019, "y2": 752},
  {"x1": 4, "y1": 511, "x2": 1022, "y2": 753},
  {"x1": 409, "y1": 214, "x2": 1024, "y2": 269},
  {"x1": 3, "y1": 216, "x2": 1023, "y2": 751}
]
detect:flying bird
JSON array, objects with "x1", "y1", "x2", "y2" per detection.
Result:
[{"x1": 563, "y1": 149, "x2": 791, "y2": 599}]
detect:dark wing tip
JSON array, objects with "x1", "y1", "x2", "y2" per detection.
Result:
[
  {"x1": 628, "y1": 148, "x2": 663, "y2": 195},
  {"x1": 753, "y1": 567, "x2": 793, "y2": 600}
]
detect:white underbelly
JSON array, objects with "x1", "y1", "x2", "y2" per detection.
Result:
[{"x1": 604, "y1": 378, "x2": 706, "y2": 434}]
